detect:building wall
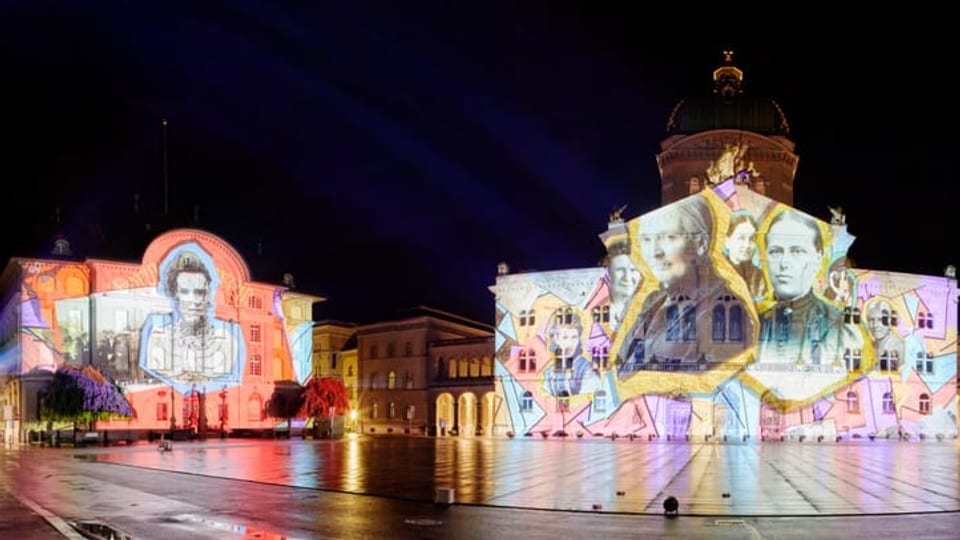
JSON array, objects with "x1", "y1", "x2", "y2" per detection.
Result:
[
  {"x1": 0, "y1": 229, "x2": 321, "y2": 441},
  {"x1": 492, "y1": 179, "x2": 959, "y2": 440}
]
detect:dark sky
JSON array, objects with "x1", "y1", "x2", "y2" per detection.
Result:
[{"x1": 3, "y1": 4, "x2": 956, "y2": 325}]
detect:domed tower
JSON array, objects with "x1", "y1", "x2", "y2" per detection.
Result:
[{"x1": 657, "y1": 51, "x2": 798, "y2": 206}]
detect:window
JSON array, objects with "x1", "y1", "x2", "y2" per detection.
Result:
[
  {"x1": 458, "y1": 358, "x2": 469, "y2": 378},
  {"x1": 250, "y1": 324, "x2": 262, "y2": 343},
  {"x1": 404, "y1": 342, "x2": 413, "y2": 356},
  {"x1": 404, "y1": 371, "x2": 413, "y2": 389},
  {"x1": 330, "y1": 352, "x2": 338, "y2": 370},
  {"x1": 528, "y1": 351, "x2": 537, "y2": 371},
  {"x1": 481, "y1": 357, "x2": 492, "y2": 377},
  {"x1": 248, "y1": 296, "x2": 262, "y2": 309},
  {"x1": 249, "y1": 354, "x2": 262, "y2": 376},
  {"x1": 156, "y1": 402, "x2": 168, "y2": 421},
  {"x1": 527, "y1": 311, "x2": 535, "y2": 327},
  {"x1": 519, "y1": 310, "x2": 529, "y2": 327},
  {"x1": 843, "y1": 348, "x2": 861, "y2": 371},
  {"x1": 882, "y1": 392, "x2": 895, "y2": 414},
  {"x1": 880, "y1": 351, "x2": 891, "y2": 371},
  {"x1": 347, "y1": 365, "x2": 354, "y2": 377},
  {"x1": 521, "y1": 391, "x2": 534, "y2": 411},
  {"x1": 448, "y1": 359, "x2": 458, "y2": 379},
  {"x1": 852, "y1": 307, "x2": 861, "y2": 324},
  {"x1": 682, "y1": 304, "x2": 696, "y2": 341},
  {"x1": 891, "y1": 310, "x2": 899, "y2": 326},
  {"x1": 843, "y1": 307, "x2": 852, "y2": 324},
  {"x1": 468, "y1": 358, "x2": 479, "y2": 378},
  {"x1": 919, "y1": 393, "x2": 931, "y2": 415},
  {"x1": 554, "y1": 353, "x2": 563, "y2": 372},
  {"x1": 370, "y1": 345, "x2": 378, "y2": 359},
  {"x1": 557, "y1": 391, "x2": 570, "y2": 412},
  {"x1": 712, "y1": 304, "x2": 726, "y2": 341},
  {"x1": 592, "y1": 306, "x2": 601, "y2": 323},
  {"x1": 666, "y1": 305, "x2": 680, "y2": 341},
  {"x1": 388, "y1": 401, "x2": 396, "y2": 419},
  {"x1": 371, "y1": 402, "x2": 379, "y2": 419},
  {"x1": 519, "y1": 350, "x2": 527, "y2": 371},
  {"x1": 593, "y1": 390, "x2": 607, "y2": 413},
  {"x1": 597, "y1": 347, "x2": 609, "y2": 370},
  {"x1": 368, "y1": 372, "x2": 378, "y2": 389},
  {"x1": 387, "y1": 370, "x2": 396, "y2": 389},
  {"x1": 846, "y1": 391, "x2": 859, "y2": 413},
  {"x1": 601, "y1": 306, "x2": 610, "y2": 323},
  {"x1": 387, "y1": 343, "x2": 395, "y2": 358},
  {"x1": 728, "y1": 305, "x2": 743, "y2": 342}
]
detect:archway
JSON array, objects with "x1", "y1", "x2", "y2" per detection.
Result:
[
  {"x1": 457, "y1": 392, "x2": 477, "y2": 436},
  {"x1": 435, "y1": 393, "x2": 454, "y2": 436}
]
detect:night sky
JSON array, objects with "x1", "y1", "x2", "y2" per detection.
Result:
[{"x1": 3, "y1": 4, "x2": 956, "y2": 325}]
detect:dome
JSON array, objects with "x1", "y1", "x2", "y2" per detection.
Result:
[{"x1": 666, "y1": 50, "x2": 790, "y2": 136}]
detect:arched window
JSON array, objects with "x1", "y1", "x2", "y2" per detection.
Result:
[
  {"x1": 880, "y1": 351, "x2": 890, "y2": 371},
  {"x1": 458, "y1": 358, "x2": 469, "y2": 378},
  {"x1": 481, "y1": 357, "x2": 492, "y2": 377},
  {"x1": 882, "y1": 392, "x2": 895, "y2": 414},
  {"x1": 666, "y1": 305, "x2": 680, "y2": 342},
  {"x1": 712, "y1": 304, "x2": 726, "y2": 341},
  {"x1": 521, "y1": 391, "x2": 534, "y2": 411},
  {"x1": 388, "y1": 401, "x2": 396, "y2": 419},
  {"x1": 469, "y1": 357, "x2": 480, "y2": 378},
  {"x1": 371, "y1": 402, "x2": 379, "y2": 419},
  {"x1": 728, "y1": 304, "x2": 744, "y2": 342},
  {"x1": 247, "y1": 393, "x2": 263, "y2": 422},
  {"x1": 437, "y1": 358, "x2": 445, "y2": 379},
  {"x1": 919, "y1": 393, "x2": 931, "y2": 414},
  {"x1": 387, "y1": 371, "x2": 396, "y2": 389},
  {"x1": 448, "y1": 359, "x2": 458, "y2": 379},
  {"x1": 846, "y1": 391, "x2": 859, "y2": 413}
]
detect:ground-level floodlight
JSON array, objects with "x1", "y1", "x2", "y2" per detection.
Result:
[{"x1": 663, "y1": 495, "x2": 679, "y2": 516}]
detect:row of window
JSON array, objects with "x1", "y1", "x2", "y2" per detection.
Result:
[
  {"x1": 368, "y1": 402, "x2": 416, "y2": 420},
  {"x1": 437, "y1": 357, "x2": 493, "y2": 379},
  {"x1": 517, "y1": 389, "x2": 933, "y2": 417}
]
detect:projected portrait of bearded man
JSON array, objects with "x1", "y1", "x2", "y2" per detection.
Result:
[{"x1": 139, "y1": 244, "x2": 245, "y2": 392}]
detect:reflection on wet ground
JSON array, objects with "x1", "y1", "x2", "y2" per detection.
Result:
[{"x1": 87, "y1": 435, "x2": 960, "y2": 516}]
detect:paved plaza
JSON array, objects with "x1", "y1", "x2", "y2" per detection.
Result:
[{"x1": 2, "y1": 435, "x2": 959, "y2": 538}]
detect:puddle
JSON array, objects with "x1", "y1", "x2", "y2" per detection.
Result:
[
  {"x1": 168, "y1": 513, "x2": 300, "y2": 539},
  {"x1": 70, "y1": 519, "x2": 135, "y2": 539}
]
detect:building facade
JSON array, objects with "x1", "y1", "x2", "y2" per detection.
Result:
[
  {"x1": 354, "y1": 307, "x2": 494, "y2": 436},
  {"x1": 0, "y1": 229, "x2": 321, "y2": 443},
  {"x1": 490, "y1": 53, "x2": 959, "y2": 441}
]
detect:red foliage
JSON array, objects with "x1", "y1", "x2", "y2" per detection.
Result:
[{"x1": 300, "y1": 377, "x2": 350, "y2": 418}]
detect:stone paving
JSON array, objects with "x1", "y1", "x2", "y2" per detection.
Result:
[{"x1": 83, "y1": 435, "x2": 960, "y2": 516}]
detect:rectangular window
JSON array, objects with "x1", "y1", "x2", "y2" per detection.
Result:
[
  {"x1": 370, "y1": 345, "x2": 378, "y2": 359},
  {"x1": 330, "y1": 352, "x2": 338, "y2": 370},
  {"x1": 387, "y1": 343, "x2": 395, "y2": 358},
  {"x1": 250, "y1": 325, "x2": 262, "y2": 343},
  {"x1": 405, "y1": 342, "x2": 413, "y2": 356},
  {"x1": 250, "y1": 354, "x2": 262, "y2": 376},
  {"x1": 156, "y1": 402, "x2": 168, "y2": 421}
]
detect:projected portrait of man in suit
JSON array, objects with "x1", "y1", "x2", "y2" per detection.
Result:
[{"x1": 139, "y1": 244, "x2": 244, "y2": 391}]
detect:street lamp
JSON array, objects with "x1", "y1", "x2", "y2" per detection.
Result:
[{"x1": 218, "y1": 385, "x2": 228, "y2": 439}]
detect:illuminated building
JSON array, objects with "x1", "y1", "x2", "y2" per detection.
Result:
[
  {"x1": 491, "y1": 52, "x2": 958, "y2": 441},
  {"x1": 353, "y1": 307, "x2": 493, "y2": 436},
  {"x1": 0, "y1": 228, "x2": 321, "y2": 443}
]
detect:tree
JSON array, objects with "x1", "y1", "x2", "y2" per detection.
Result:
[
  {"x1": 41, "y1": 365, "x2": 135, "y2": 434},
  {"x1": 265, "y1": 380, "x2": 304, "y2": 438},
  {"x1": 300, "y1": 377, "x2": 350, "y2": 439}
]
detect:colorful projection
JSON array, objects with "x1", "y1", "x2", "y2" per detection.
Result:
[
  {"x1": 493, "y1": 171, "x2": 958, "y2": 441},
  {"x1": 5, "y1": 229, "x2": 317, "y2": 435}
]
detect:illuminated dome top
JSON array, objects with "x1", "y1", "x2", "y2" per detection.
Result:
[{"x1": 666, "y1": 51, "x2": 790, "y2": 136}]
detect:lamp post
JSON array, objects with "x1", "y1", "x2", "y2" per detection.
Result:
[
  {"x1": 169, "y1": 385, "x2": 176, "y2": 436},
  {"x1": 218, "y1": 385, "x2": 228, "y2": 439}
]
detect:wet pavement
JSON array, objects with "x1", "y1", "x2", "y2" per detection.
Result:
[{"x1": 2, "y1": 435, "x2": 960, "y2": 538}]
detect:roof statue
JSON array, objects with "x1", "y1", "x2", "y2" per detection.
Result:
[{"x1": 828, "y1": 206, "x2": 846, "y2": 225}]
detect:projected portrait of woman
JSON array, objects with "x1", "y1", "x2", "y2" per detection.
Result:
[{"x1": 139, "y1": 244, "x2": 245, "y2": 391}]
